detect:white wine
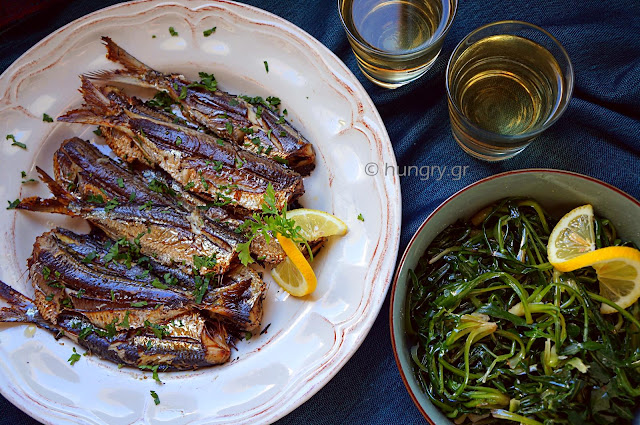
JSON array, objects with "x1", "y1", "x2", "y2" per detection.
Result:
[
  {"x1": 340, "y1": 0, "x2": 455, "y2": 87},
  {"x1": 449, "y1": 34, "x2": 563, "y2": 136}
]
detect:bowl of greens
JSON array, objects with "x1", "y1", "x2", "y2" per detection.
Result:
[{"x1": 390, "y1": 169, "x2": 640, "y2": 424}]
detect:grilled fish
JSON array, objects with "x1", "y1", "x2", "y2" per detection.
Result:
[
  {"x1": 87, "y1": 37, "x2": 315, "y2": 174},
  {"x1": 29, "y1": 228, "x2": 266, "y2": 332},
  {"x1": 0, "y1": 280, "x2": 231, "y2": 369},
  {"x1": 18, "y1": 168, "x2": 244, "y2": 275},
  {"x1": 59, "y1": 77, "x2": 305, "y2": 211},
  {"x1": 54, "y1": 137, "x2": 292, "y2": 263}
]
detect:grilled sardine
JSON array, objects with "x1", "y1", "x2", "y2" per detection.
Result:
[
  {"x1": 0, "y1": 281, "x2": 230, "y2": 369},
  {"x1": 87, "y1": 37, "x2": 315, "y2": 174},
  {"x1": 59, "y1": 77, "x2": 305, "y2": 211}
]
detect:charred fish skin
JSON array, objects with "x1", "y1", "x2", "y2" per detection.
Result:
[
  {"x1": 54, "y1": 137, "x2": 291, "y2": 263},
  {"x1": 54, "y1": 137, "x2": 166, "y2": 207},
  {"x1": 87, "y1": 36, "x2": 315, "y2": 174},
  {"x1": 18, "y1": 168, "x2": 245, "y2": 275},
  {"x1": 58, "y1": 77, "x2": 305, "y2": 212},
  {"x1": 28, "y1": 228, "x2": 266, "y2": 332},
  {"x1": 0, "y1": 280, "x2": 230, "y2": 369}
]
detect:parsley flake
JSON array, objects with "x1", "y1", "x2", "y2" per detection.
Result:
[
  {"x1": 169, "y1": 26, "x2": 178, "y2": 37},
  {"x1": 42, "y1": 113, "x2": 53, "y2": 122},
  {"x1": 6, "y1": 134, "x2": 26, "y2": 149},
  {"x1": 68, "y1": 347, "x2": 81, "y2": 365},
  {"x1": 6, "y1": 199, "x2": 20, "y2": 209},
  {"x1": 203, "y1": 26, "x2": 216, "y2": 37},
  {"x1": 264, "y1": 60, "x2": 269, "y2": 73},
  {"x1": 150, "y1": 390, "x2": 161, "y2": 405},
  {"x1": 357, "y1": 213, "x2": 365, "y2": 222}
]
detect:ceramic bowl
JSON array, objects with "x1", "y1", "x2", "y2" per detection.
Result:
[{"x1": 389, "y1": 169, "x2": 640, "y2": 424}]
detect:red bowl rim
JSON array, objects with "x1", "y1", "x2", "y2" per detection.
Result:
[{"x1": 388, "y1": 168, "x2": 640, "y2": 423}]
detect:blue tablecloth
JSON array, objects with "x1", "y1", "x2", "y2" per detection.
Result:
[{"x1": 1, "y1": 0, "x2": 639, "y2": 424}]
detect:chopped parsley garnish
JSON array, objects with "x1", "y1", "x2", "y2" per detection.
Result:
[
  {"x1": 68, "y1": 348, "x2": 81, "y2": 365},
  {"x1": 21, "y1": 171, "x2": 36, "y2": 184},
  {"x1": 78, "y1": 326, "x2": 94, "y2": 340},
  {"x1": 145, "y1": 320, "x2": 169, "y2": 339},
  {"x1": 200, "y1": 174, "x2": 209, "y2": 191},
  {"x1": 193, "y1": 253, "x2": 217, "y2": 271},
  {"x1": 146, "y1": 91, "x2": 176, "y2": 112},
  {"x1": 245, "y1": 331, "x2": 252, "y2": 340},
  {"x1": 131, "y1": 301, "x2": 148, "y2": 308},
  {"x1": 266, "y1": 129, "x2": 273, "y2": 140},
  {"x1": 104, "y1": 199, "x2": 119, "y2": 212},
  {"x1": 139, "y1": 200, "x2": 153, "y2": 211},
  {"x1": 203, "y1": 26, "x2": 216, "y2": 37},
  {"x1": 148, "y1": 179, "x2": 176, "y2": 196},
  {"x1": 42, "y1": 113, "x2": 53, "y2": 122},
  {"x1": 117, "y1": 178, "x2": 124, "y2": 188},
  {"x1": 6, "y1": 134, "x2": 26, "y2": 149},
  {"x1": 179, "y1": 85, "x2": 188, "y2": 100},
  {"x1": 273, "y1": 156, "x2": 289, "y2": 165},
  {"x1": 150, "y1": 390, "x2": 161, "y2": 405},
  {"x1": 75, "y1": 289, "x2": 85, "y2": 298},
  {"x1": 213, "y1": 160, "x2": 223, "y2": 172},
  {"x1": 151, "y1": 278, "x2": 168, "y2": 290},
  {"x1": 184, "y1": 181, "x2": 195, "y2": 190},
  {"x1": 93, "y1": 127, "x2": 103, "y2": 136},
  {"x1": 45, "y1": 294, "x2": 55, "y2": 301},
  {"x1": 225, "y1": 121, "x2": 233, "y2": 134},
  {"x1": 129, "y1": 191, "x2": 137, "y2": 202},
  {"x1": 169, "y1": 26, "x2": 178, "y2": 37},
  {"x1": 82, "y1": 251, "x2": 97, "y2": 264},
  {"x1": 176, "y1": 136, "x2": 182, "y2": 146},
  {"x1": 264, "y1": 61, "x2": 269, "y2": 73},
  {"x1": 86, "y1": 193, "x2": 105, "y2": 204},
  {"x1": 235, "y1": 183, "x2": 309, "y2": 266},
  {"x1": 164, "y1": 273, "x2": 178, "y2": 286},
  {"x1": 119, "y1": 311, "x2": 130, "y2": 328},
  {"x1": 136, "y1": 269, "x2": 150, "y2": 279},
  {"x1": 216, "y1": 138, "x2": 225, "y2": 146},
  {"x1": 357, "y1": 213, "x2": 365, "y2": 222},
  {"x1": 139, "y1": 365, "x2": 161, "y2": 383},
  {"x1": 279, "y1": 131, "x2": 287, "y2": 137},
  {"x1": 276, "y1": 116, "x2": 285, "y2": 124},
  {"x1": 110, "y1": 289, "x2": 115, "y2": 302},
  {"x1": 256, "y1": 105, "x2": 263, "y2": 119}
]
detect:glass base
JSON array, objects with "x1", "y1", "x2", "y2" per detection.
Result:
[
  {"x1": 452, "y1": 131, "x2": 531, "y2": 161},
  {"x1": 355, "y1": 55, "x2": 438, "y2": 89}
]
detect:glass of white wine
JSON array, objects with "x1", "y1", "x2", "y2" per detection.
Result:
[
  {"x1": 338, "y1": 0, "x2": 457, "y2": 89},
  {"x1": 446, "y1": 21, "x2": 574, "y2": 161}
]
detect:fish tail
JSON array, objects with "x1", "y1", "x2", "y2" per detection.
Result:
[
  {"x1": 15, "y1": 168, "x2": 79, "y2": 216},
  {"x1": 83, "y1": 69, "x2": 153, "y2": 88},
  {"x1": 101, "y1": 36, "x2": 154, "y2": 76},
  {"x1": 57, "y1": 77, "x2": 121, "y2": 125},
  {"x1": 0, "y1": 280, "x2": 61, "y2": 332}
]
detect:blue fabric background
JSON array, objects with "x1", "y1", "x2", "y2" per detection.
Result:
[{"x1": 1, "y1": 0, "x2": 639, "y2": 424}]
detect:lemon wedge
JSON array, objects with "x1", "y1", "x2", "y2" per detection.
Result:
[
  {"x1": 286, "y1": 209, "x2": 348, "y2": 241},
  {"x1": 548, "y1": 205, "x2": 640, "y2": 313},
  {"x1": 272, "y1": 234, "x2": 317, "y2": 297},
  {"x1": 557, "y1": 246, "x2": 640, "y2": 313},
  {"x1": 547, "y1": 204, "x2": 595, "y2": 271}
]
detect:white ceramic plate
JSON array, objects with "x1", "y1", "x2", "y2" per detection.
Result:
[{"x1": 0, "y1": 1, "x2": 401, "y2": 424}]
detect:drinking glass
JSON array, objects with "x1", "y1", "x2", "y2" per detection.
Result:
[
  {"x1": 446, "y1": 21, "x2": 574, "y2": 161},
  {"x1": 338, "y1": 0, "x2": 457, "y2": 89}
]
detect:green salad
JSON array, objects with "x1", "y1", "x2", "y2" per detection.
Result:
[{"x1": 407, "y1": 198, "x2": 640, "y2": 424}]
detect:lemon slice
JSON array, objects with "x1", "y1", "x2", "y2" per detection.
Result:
[
  {"x1": 271, "y1": 234, "x2": 317, "y2": 296},
  {"x1": 557, "y1": 246, "x2": 640, "y2": 313},
  {"x1": 547, "y1": 204, "x2": 595, "y2": 271},
  {"x1": 286, "y1": 209, "x2": 348, "y2": 241}
]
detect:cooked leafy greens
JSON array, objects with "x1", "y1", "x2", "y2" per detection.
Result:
[{"x1": 408, "y1": 198, "x2": 640, "y2": 424}]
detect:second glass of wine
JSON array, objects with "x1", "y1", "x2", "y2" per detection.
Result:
[
  {"x1": 446, "y1": 21, "x2": 574, "y2": 161},
  {"x1": 338, "y1": 0, "x2": 457, "y2": 89}
]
